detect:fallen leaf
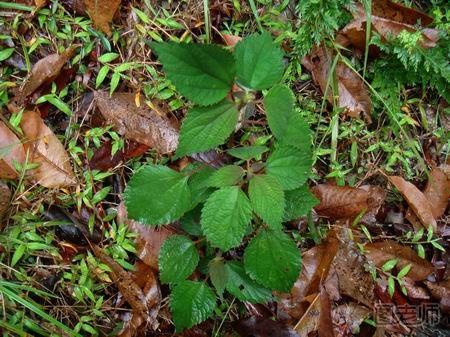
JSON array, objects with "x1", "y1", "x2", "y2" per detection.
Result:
[
  {"x1": 337, "y1": 1, "x2": 439, "y2": 54},
  {"x1": 319, "y1": 286, "x2": 335, "y2": 337},
  {"x1": 91, "y1": 245, "x2": 160, "y2": 334},
  {"x1": 20, "y1": 111, "x2": 76, "y2": 188},
  {"x1": 84, "y1": 0, "x2": 121, "y2": 36},
  {"x1": 89, "y1": 140, "x2": 149, "y2": 171},
  {"x1": 0, "y1": 121, "x2": 26, "y2": 179},
  {"x1": 222, "y1": 34, "x2": 241, "y2": 47},
  {"x1": 293, "y1": 293, "x2": 321, "y2": 335},
  {"x1": 94, "y1": 92, "x2": 179, "y2": 154},
  {"x1": 0, "y1": 182, "x2": 11, "y2": 220},
  {"x1": 425, "y1": 279, "x2": 450, "y2": 313},
  {"x1": 15, "y1": 46, "x2": 77, "y2": 105},
  {"x1": 331, "y1": 303, "x2": 370, "y2": 337},
  {"x1": 231, "y1": 316, "x2": 299, "y2": 337},
  {"x1": 365, "y1": 240, "x2": 434, "y2": 281},
  {"x1": 302, "y1": 45, "x2": 372, "y2": 119},
  {"x1": 117, "y1": 202, "x2": 174, "y2": 270},
  {"x1": 388, "y1": 175, "x2": 437, "y2": 232},
  {"x1": 311, "y1": 184, "x2": 385, "y2": 221},
  {"x1": 423, "y1": 167, "x2": 450, "y2": 219}
]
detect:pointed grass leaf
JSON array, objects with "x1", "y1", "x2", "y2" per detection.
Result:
[
  {"x1": 266, "y1": 144, "x2": 312, "y2": 190},
  {"x1": 244, "y1": 229, "x2": 301, "y2": 292},
  {"x1": 248, "y1": 175, "x2": 284, "y2": 229},
  {"x1": 124, "y1": 165, "x2": 191, "y2": 225},
  {"x1": 235, "y1": 32, "x2": 284, "y2": 90},
  {"x1": 159, "y1": 235, "x2": 199, "y2": 284},
  {"x1": 201, "y1": 186, "x2": 252, "y2": 251},
  {"x1": 152, "y1": 42, "x2": 235, "y2": 105},
  {"x1": 225, "y1": 261, "x2": 272, "y2": 303},
  {"x1": 284, "y1": 185, "x2": 319, "y2": 221},
  {"x1": 170, "y1": 281, "x2": 216, "y2": 332},
  {"x1": 207, "y1": 165, "x2": 245, "y2": 188},
  {"x1": 227, "y1": 145, "x2": 269, "y2": 160},
  {"x1": 176, "y1": 100, "x2": 239, "y2": 157}
]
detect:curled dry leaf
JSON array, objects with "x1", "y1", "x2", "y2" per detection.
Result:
[
  {"x1": 319, "y1": 286, "x2": 335, "y2": 337},
  {"x1": 84, "y1": 0, "x2": 121, "y2": 36},
  {"x1": 337, "y1": 0, "x2": 438, "y2": 54},
  {"x1": 117, "y1": 202, "x2": 174, "y2": 270},
  {"x1": 311, "y1": 184, "x2": 385, "y2": 221},
  {"x1": 91, "y1": 245, "x2": 160, "y2": 334},
  {"x1": 365, "y1": 240, "x2": 434, "y2": 281},
  {"x1": 423, "y1": 167, "x2": 450, "y2": 219},
  {"x1": 0, "y1": 120, "x2": 25, "y2": 179},
  {"x1": 388, "y1": 175, "x2": 437, "y2": 232},
  {"x1": 95, "y1": 92, "x2": 179, "y2": 154},
  {"x1": 222, "y1": 34, "x2": 241, "y2": 47},
  {"x1": 20, "y1": 111, "x2": 75, "y2": 188},
  {"x1": 302, "y1": 45, "x2": 372, "y2": 119},
  {"x1": 425, "y1": 279, "x2": 450, "y2": 313},
  {"x1": 15, "y1": 46, "x2": 77, "y2": 104},
  {"x1": 0, "y1": 182, "x2": 11, "y2": 221}
]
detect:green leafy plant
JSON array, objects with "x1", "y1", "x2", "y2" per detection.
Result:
[{"x1": 124, "y1": 32, "x2": 318, "y2": 331}]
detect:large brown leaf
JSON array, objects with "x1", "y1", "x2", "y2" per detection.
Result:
[
  {"x1": 365, "y1": 240, "x2": 434, "y2": 281},
  {"x1": 388, "y1": 175, "x2": 437, "y2": 232},
  {"x1": 337, "y1": 1, "x2": 439, "y2": 54},
  {"x1": 423, "y1": 167, "x2": 450, "y2": 219},
  {"x1": 0, "y1": 182, "x2": 11, "y2": 221},
  {"x1": 95, "y1": 92, "x2": 179, "y2": 154},
  {"x1": 89, "y1": 140, "x2": 149, "y2": 171},
  {"x1": 15, "y1": 46, "x2": 77, "y2": 105},
  {"x1": 20, "y1": 111, "x2": 75, "y2": 188},
  {"x1": 311, "y1": 184, "x2": 385, "y2": 221},
  {"x1": 84, "y1": 0, "x2": 121, "y2": 36},
  {"x1": 0, "y1": 121, "x2": 26, "y2": 179},
  {"x1": 302, "y1": 45, "x2": 372, "y2": 119}
]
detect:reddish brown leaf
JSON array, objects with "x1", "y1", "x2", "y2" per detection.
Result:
[
  {"x1": 94, "y1": 92, "x2": 179, "y2": 154},
  {"x1": 319, "y1": 286, "x2": 335, "y2": 337},
  {"x1": 222, "y1": 34, "x2": 241, "y2": 47},
  {"x1": 388, "y1": 175, "x2": 437, "y2": 232},
  {"x1": 0, "y1": 121, "x2": 26, "y2": 179},
  {"x1": 365, "y1": 240, "x2": 434, "y2": 281},
  {"x1": 0, "y1": 182, "x2": 11, "y2": 221},
  {"x1": 425, "y1": 279, "x2": 450, "y2": 313},
  {"x1": 424, "y1": 167, "x2": 450, "y2": 219},
  {"x1": 15, "y1": 46, "x2": 77, "y2": 104},
  {"x1": 338, "y1": 1, "x2": 438, "y2": 55},
  {"x1": 84, "y1": 0, "x2": 121, "y2": 36},
  {"x1": 89, "y1": 140, "x2": 149, "y2": 171},
  {"x1": 302, "y1": 45, "x2": 372, "y2": 119},
  {"x1": 293, "y1": 293, "x2": 321, "y2": 335},
  {"x1": 311, "y1": 184, "x2": 385, "y2": 221},
  {"x1": 117, "y1": 202, "x2": 174, "y2": 270},
  {"x1": 20, "y1": 111, "x2": 76, "y2": 188},
  {"x1": 232, "y1": 316, "x2": 299, "y2": 337}
]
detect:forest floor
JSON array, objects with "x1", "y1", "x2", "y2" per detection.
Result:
[{"x1": 0, "y1": 0, "x2": 449, "y2": 336}]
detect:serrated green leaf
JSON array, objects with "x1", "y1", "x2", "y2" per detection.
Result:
[
  {"x1": 96, "y1": 65, "x2": 109, "y2": 88},
  {"x1": 235, "y1": 32, "x2": 284, "y2": 90},
  {"x1": 227, "y1": 145, "x2": 269, "y2": 160},
  {"x1": 159, "y1": 235, "x2": 199, "y2": 284},
  {"x1": 170, "y1": 281, "x2": 216, "y2": 332},
  {"x1": 207, "y1": 165, "x2": 244, "y2": 187},
  {"x1": 152, "y1": 42, "x2": 235, "y2": 105},
  {"x1": 264, "y1": 85, "x2": 312, "y2": 148},
  {"x1": 176, "y1": 100, "x2": 239, "y2": 157},
  {"x1": 98, "y1": 52, "x2": 120, "y2": 63},
  {"x1": 284, "y1": 185, "x2": 319, "y2": 221},
  {"x1": 225, "y1": 261, "x2": 272, "y2": 303},
  {"x1": 201, "y1": 186, "x2": 252, "y2": 251},
  {"x1": 209, "y1": 259, "x2": 228, "y2": 297},
  {"x1": 244, "y1": 229, "x2": 300, "y2": 292},
  {"x1": 248, "y1": 175, "x2": 284, "y2": 229},
  {"x1": 124, "y1": 165, "x2": 191, "y2": 225},
  {"x1": 381, "y1": 259, "x2": 398, "y2": 272},
  {"x1": 266, "y1": 144, "x2": 312, "y2": 190}
]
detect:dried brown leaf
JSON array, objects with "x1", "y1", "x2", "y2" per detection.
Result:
[
  {"x1": 95, "y1": 92, "x2": 179, "y2": 154},
  {"x1": 89, "y1": 140, "x2": 149, "y2": 171},
  {"x1": 0, "y1": 182, "x2": 11, "y2": 221},
  {"x1": 302, "y1": 45, "x2": 372, "y2": 119},
  {"x1": 222, "y1": 34, "x2": 241, "y2": 47},
  {"x1": 331, "y1": 303, "x2": 370, "y2": 337},
  {"x1": 423, "y1": 167, "x2": 450, "y2": 219},
  {"x1": 0, "y1": 121, "x2": 25, "y2": 179},
  {"x1": 311, "y1": 184, "x2": 385, "y2": 220},
  {"x1": 319, "y1": 286, "x2": 335, "y2": 337},
  {"x1": 365, "y1": 240, "x2": 434, "y2": 281},
  {"x1": 338, "y1": 1, "x2": 438, "y2": 55},
  {"x1": 84, "y1": 0, "x2": 121, "y2": 36},
  {"x1": 15, "y1": 47, "x2": 76, "y2": 104},
  {"x1": 20, "y1": 111, "x2": 75, "y2": 188},
  {"x1": 388, "y1": 175, "x2": 437, "y2": 232},
  {"x1": 232, "y1": 316, "x2": 299, "y2": 337}
]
